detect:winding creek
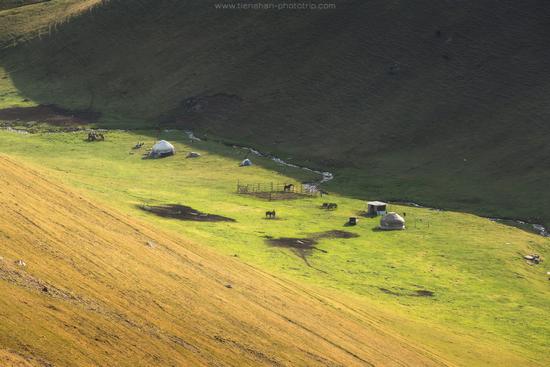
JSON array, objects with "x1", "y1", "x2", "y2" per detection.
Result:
[
  {"x1": 183, "y1": 130, "x2": 335, "y2": 186},
  {"x1": 184, "y1": 131, "x2": 548, "y2": 238},
  {"x1": 1, "y1": 125, "x2": 547, "y2": 237}
]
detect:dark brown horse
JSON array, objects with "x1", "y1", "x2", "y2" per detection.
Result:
[
  {"x1": 321, "y1": 203, "x2": 337, "y2": 210},
  {"x1": 87, "y1": 131, "x2": 105, "y2": 141},
  {"x1": 283, "y1": 183, "x2": 294, "y2": 192},
  {"x1": 265, "y1": 210, "x2": 276, "y2": 219}
]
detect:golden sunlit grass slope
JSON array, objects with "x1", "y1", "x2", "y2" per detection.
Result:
[
  {"x1": 0, "y1": 349, "x2": 36, "y2": 367},
  {"x1": 0, "y1": 155, "x2": 451, "y2": 367},
  {"x1": 0, "y1": 0, "x2": 103, "y2": 47}
]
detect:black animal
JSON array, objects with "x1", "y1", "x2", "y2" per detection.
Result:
[
  {"x1": 133, "y1": 142, "x2": 144, "y2": 149},
  {"x1": 321, "y1": 203, "x2": 338, "y2": 210},
  {"x1": 283, "y1": 183, "x2": 294, "y2": 192},
  {"x1": 265, "y1": 210, "x2": 276, "y2": 219},
  {"x1": 86, "y1": 131, "x2": 104, "y2": 142}
]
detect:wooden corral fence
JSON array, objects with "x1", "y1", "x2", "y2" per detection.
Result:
[{"x1": 236, "y1": 181, "x2": 320, "y2": 197}]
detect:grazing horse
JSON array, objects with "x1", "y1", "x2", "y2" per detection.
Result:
[
  {"x1": 326, "y1": 203, "x2": 338, "y2": 210},
  {"x1": 283, "y1": 183, "x2": 294, "y2": 192},
  {"x1": 265, "y1": 210, "x2": 276, "y2": 219},
  {"x1": 87, "y1": 131, "x2": 105, "y2": 141}
]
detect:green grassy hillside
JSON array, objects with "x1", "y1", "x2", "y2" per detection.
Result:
[
  {"x1": 2, "y1": 0, "x2": 549, "y2": 226},
  {"x1": 3, "y1": 152, "x2": 465, "y2": 366},
  {"x1": 0, "y1": 129, "x2": 548, "y2": 366},
  {"x1": 1, "y1": 3, "x2": 549, "y2": 365}
]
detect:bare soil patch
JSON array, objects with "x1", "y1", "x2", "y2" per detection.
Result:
[
  {"x1": 267, "y1": 237, "x2": 318, "y2": 250},
  {"x1": 313, "y1": 230, "x2": 359, "y2": 239},
  {"x1": 414, "y1": 290, "x2": 434, "y2": 297},
  {"x1": 379, "y1": 287, "x2": 435, "y2": 297},
  {"x1": 266, "y1": 237, "x2": 320, "y2": 266},
  {"x1": 266, "y1": 230, "x2": 357, "y2": 265},
  {"x1": 0, "y1": 105, "x2": 100, "y2": 126},
  {"x1": 139, "y1": 204, "x2": 235, "y2": 222}
]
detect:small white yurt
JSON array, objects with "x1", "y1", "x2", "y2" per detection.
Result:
[
  {"x1": 150, "y1": 140, "x2": 175, "y2": 158},
  {"x1": 380, "y1": 212, "x2": 406, "y2": 230},
  {"x1": 240, "y1": 158, "x2": 252, "y2": 167}
]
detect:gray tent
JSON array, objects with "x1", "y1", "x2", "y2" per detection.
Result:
[{"x1": 380, "y1": 212, "x2": 405, "y2": 230}]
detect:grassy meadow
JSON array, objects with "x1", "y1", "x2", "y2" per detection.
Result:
[
  {"x1": 2, "y1": 0, "x2": 550, "y2": 228},
  {"x1": 6, "y1": 153, "x2": 446, "y2": 366},
  {"x1": 1, "y1": 2, "x2": 549, "y2": 364},
  {"x1": 0, "y1": 128, "x2": 548, "y2": 365}
]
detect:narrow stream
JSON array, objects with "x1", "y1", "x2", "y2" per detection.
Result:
[
  {"x1": 2, "y1": 126, "x2": 546, "y2": 237},
  {"x1": 185, "y1": 130, "x2": 549, "y2": 237},
  {"x1": 394, "y1": 201, "x2": 549, "y2": 237},
  {"x1": 183, "y1": 130, "x2": 334, "y2": 187}
]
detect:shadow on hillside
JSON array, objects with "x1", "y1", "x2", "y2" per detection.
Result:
[{"x1": 2, "y1": 0, "x2": 550, "y2": 228}]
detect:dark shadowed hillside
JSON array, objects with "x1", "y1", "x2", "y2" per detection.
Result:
[{"x1": 1, "y1": 0, "x2": 550, "y2": 225}]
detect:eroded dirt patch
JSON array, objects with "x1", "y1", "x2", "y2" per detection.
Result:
[
  {"x1": 379, "y1": 287, "x2": 435, "y2": 297},
  {"x1": 266, "y1": 237, "x2": 320, "y2": 266},
  {"x1": 0, "y1": 105, "x2": 100, "y2": 126},
  {"x1": 414, "y1": 290, "x2": 434, "y2": 297},
  {"x1": 313, "y1": 230, "x2": 359, "y2": 239},
  {"x1": 266, "y1": 230, "x2": 358, "y2": 266},
  {"x1": 139, "y1": 204, "x2": 235, "y2": 222},
  {"x1": 267, "y1": 237, "x2": 319, "y2": 250}
]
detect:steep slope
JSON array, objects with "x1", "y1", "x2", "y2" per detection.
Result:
[
  {"x1": 0, "y1": 1, "x2": 49, "y2": 12},
  {"x1": 0, "y1": 0, "x2": 103, "y2": 46},
  {"x1": 1, "y1": 0, "x2": 549, "y2": 224},
  {"x1": 0, "y1": 155, "x2": 455, "y2": 366},
  {"x1": 0, "y1": 350, "x2": 36, "y2": 367}
]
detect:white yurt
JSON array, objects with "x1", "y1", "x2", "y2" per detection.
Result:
[
  {"x1": 150, "y1": 140, "x2": 175, "y2": 158},
  {"x1": 380, "y1": 212, "x2": 406, "y2": 230},
  {"x1": 240, "y1": 158, "x2": 252, "y2": 167}
]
